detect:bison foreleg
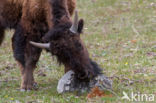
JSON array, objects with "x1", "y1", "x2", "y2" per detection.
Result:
[
  {"x1": 21, "y1": 37, "x2": 42, "y2": 91},
  {"x1": 12, "y1": 24, "x2": 42, "y2": 91}
]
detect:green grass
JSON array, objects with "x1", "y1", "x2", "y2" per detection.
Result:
[{"x1": 0, "y1": 0, "x2": 156, "y2": 103}]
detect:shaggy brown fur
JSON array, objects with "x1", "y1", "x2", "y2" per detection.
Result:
[{"x1": 0, "y1": 0, "x2": 76, "y2": 90}]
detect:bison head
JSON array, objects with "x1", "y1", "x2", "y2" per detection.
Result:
[{"x1": 30, "y1": 11, "x2": 101, "y2": 80}]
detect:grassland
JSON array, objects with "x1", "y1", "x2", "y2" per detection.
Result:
[{"x1": 0, "y1": 0, "x2": 156, "y2": 103}]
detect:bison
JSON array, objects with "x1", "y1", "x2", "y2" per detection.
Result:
[{"x1": 0, "y1": 0, "x2": 111, "y2": 92}]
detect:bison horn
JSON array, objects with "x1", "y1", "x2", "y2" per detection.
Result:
[
  {"x1": 70, "y1": 10, "x2": 78, "y2": 34},
  {"x1": 29, "y1": 41, "x2": 50, "y2": 49}
]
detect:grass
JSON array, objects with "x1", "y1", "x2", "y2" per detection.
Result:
[{"x1": 0, "y1": 0, "x2": 156, "y2": 102}]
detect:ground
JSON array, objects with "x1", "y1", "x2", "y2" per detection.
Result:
[{"x1": 0, "y1": 0, "x2": 156, "y2": 103}]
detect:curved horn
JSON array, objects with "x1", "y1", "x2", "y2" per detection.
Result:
[
  {"x1": 70, "y1": 10, "x2": 78, "y2": 34},
  {"x1": 30, "y1": 41, "x2": 50, "y2": 49}
]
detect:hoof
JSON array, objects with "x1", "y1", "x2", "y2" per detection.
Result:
[{"x1": 20, "y1": 82, "x2": 39, "y2": 92}]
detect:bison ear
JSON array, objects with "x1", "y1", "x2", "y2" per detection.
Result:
[{"x1": 77, "y1": 19, "x2": 84, "y2": 34}]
